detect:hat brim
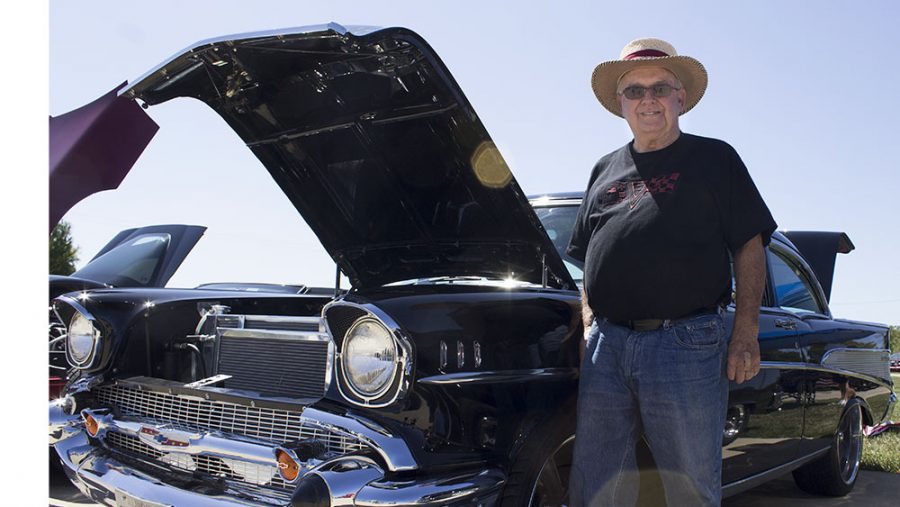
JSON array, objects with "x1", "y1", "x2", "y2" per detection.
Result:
[{"x1": 591, "y1": 56, "x2": 708, "y2": 118}]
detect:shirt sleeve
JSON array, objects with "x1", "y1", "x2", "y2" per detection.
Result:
[{"x1": 721, "y1": 145, "x2": 777, "y2": 252}]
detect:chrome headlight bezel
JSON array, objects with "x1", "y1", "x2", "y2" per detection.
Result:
[
  {"x1": 325, "y1": 301, "x2": 413, "y2": 408},
  {"x1": 340, "y1": 317, "x2": 399, "y2": 400},
  {"x1": 65, "y1": 309, "x2": 101, "y2": 369}
]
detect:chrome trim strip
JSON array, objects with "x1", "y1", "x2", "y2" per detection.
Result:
[
  {"x1": 218, "y1": 328, "x2": 330, "y2": 341},
  {"x1": 759, "y1": 359, "x2": 892, "y2": 386},
  {"x1": 299, "y1": 406, "x2": 417, "y2": 472},
  {"x1": 885, "y1": 393, "x2": 898, "y2": 424},
  {"x1": 418, "y1": 367, "x2": 578, "y2": 386},
  {"x1": 821, "y1": 347, "x2": 892, "y2": 382},
  {"x1": 55, "y1": 294, "x2": 97, "y2": 322},
  {"x1": 821, "y1": 347, "x2": 891, "y2": 361},
  {"x1": 723, "y1": 447, "x2": 829, "y2": 498}
]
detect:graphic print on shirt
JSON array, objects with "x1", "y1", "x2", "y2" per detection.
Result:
[{"x1": 603, "y1": 172, "x2": 681, "y2": 210}]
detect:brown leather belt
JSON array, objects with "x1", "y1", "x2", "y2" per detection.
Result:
[
  {"x1": 617, "y1": 318, "x2": 669, "y2": 331},
  {"x1": 610, "y1": 306, "x2": 722, "y2": 331}
]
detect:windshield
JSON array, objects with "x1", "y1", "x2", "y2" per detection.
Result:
[
  {"x1": 533, "y1": 203, "x2": 584, "y2": 285},
  {"x1": 74, "y1": 233, "x2": 171, "y2": 287}
]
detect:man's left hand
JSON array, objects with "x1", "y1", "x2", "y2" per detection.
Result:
[{"x1": 727, "y1": 323, "x2": 760, "y2": 384}]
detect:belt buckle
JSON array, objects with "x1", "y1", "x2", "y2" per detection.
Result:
[{"x1": 632, "y1": 319, "x2": 664, "y2": 331}]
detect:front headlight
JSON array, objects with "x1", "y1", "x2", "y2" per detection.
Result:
[
  {"x1": 341, "y1": 318, "x2": 397, "y2": 399},
  {"x1": 67, "y1": 312, "x2": 99, "y2": 367}
]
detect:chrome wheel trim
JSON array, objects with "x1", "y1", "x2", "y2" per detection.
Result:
[
  {"x1": 723, "y1": 405, "x2": 746, "y2": 440},
  {"x1": 837, "y1": 404, "x2": 863, "y2": 485},
  {"x1": 528, "y1": 435, "x2": 574, "y2": 507}
]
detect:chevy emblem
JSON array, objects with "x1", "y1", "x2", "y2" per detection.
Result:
[{"x1": 138, "y1": 425, "x2": 195, "y2": 448}]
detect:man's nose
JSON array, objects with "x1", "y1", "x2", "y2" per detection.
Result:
[{"x1": 639, "y1": 90, "x2": 659, "y2": 104}]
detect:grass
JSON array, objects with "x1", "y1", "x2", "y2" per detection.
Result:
[{"x1": 860, "y1": 373, "x2": 900, "y2": 473}]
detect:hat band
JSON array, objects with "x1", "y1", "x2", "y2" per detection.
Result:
[{"x1": 624, "y1": 49, "x2": 670, "y2": 60}]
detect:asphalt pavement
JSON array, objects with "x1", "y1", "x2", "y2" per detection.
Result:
[
  {"x1": 50, "y1": 467, "x2": 900, "y2": 506},
  {"x1": 722, "y1": 470, "x2": 900, "y2": 507}
]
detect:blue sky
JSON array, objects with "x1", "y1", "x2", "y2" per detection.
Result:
[{"x1": 46, "y1": 0, "x2": 900, "y2": 325}]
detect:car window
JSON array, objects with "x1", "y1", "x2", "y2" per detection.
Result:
[
  {"x1": 73, "y1": 233, "x2": 171, "y2": 286},
  {"x1": 533, "y1": 204, "x2": 583, "y2": 285},
  {"x1": 768, "y1": 249, "x2": 823, "y2": 315}
]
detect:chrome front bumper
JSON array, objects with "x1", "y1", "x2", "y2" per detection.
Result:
[{"x1": 50, "y1": 397, "x2": 505, "y2": 506}]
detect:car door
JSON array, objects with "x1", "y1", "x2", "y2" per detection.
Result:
[{"x1": 721, "y1": 245, "x2": 805, "y2": 484}]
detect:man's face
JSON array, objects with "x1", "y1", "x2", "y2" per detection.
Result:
[{"x1": 617, "y1": 67, "x2": 686, "y2": 146}]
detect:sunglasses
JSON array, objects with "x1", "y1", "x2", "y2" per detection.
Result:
[{"x1": 618, "y1": 83, "x2": 680, "y2": 100}]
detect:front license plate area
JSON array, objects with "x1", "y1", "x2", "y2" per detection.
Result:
[{"x1": 114, "y1": 489, "x2": 173, "y2": 507}]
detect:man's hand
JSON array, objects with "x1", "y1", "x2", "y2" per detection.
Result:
[
  {"x1": 579, "y1": 289, "x2": 593, "y2": 365},
  {"x1": 727, "y1": 322, "x2": 760, "y2": 384},
  {"x1": 730, "y1": 234, "x2": 765, "y2": 384}
]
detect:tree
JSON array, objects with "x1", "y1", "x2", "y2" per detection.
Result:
[
  {"x1": 890, "y1": 326, "x2": 900, "y2": 354},
  {"x1": 50, "y1": 221, "x2": 79, "y2": 275}
]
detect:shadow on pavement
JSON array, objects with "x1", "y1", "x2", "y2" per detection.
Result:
[{"x1": 723, "y1": 470, "x2": 900, "y2": 507}]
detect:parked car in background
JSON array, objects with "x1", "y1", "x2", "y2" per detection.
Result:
[
  {"x1": 891, "y1": 352, "x2": 900, "y2": 373},
  {"x1": 49, "y1": 25, "x2": 894, "y2": 506}
]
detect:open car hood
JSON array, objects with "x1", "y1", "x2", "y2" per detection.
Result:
[
  {"x1": 781, "y1": 231, "x2": 854, "y2": 303},
  {"x1": 122, "y1": 24, "x2": 574, "y2": 290},
  {"x1": 49, "y1": 82, "x2": 159, "y2": 231}
]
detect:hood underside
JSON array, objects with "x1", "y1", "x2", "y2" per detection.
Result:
[{"x1": 123, "y1": 24, "x2": 573, "y2": 290}]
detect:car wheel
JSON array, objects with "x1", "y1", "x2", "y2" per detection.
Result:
[
  {"x1": 792, "y1": 402, "x2": 863, "y2": 496},
  {"x1": 722, "y1": 404, "x2": 749, "y2": 446},
  {"x1": 500, "y1": 410, "x2": 575, "y2": 507}
]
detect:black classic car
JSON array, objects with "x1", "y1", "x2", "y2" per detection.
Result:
[{"x1": 49, "y1": 25, "x2": 894, "y2": 506}]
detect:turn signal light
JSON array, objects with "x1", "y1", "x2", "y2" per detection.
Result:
[
  {"x1": 84, "y1": 413, "x2": 99, "y2": 437},
  {"x1": 276, "y1": 449, "x2": 300, "y2": 482}
]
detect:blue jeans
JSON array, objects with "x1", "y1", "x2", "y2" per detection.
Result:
[{"x1": 569, "y1": 312, "x2": 729, "y2": 506}]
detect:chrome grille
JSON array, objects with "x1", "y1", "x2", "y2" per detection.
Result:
[
  {"x1": 105, "y1": 431, "x2": 291, "y2": 491},
  {"x1": 95, "y1": 384, "x2": 367, "y2": 454}
]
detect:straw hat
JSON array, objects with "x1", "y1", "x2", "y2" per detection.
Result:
[{"x1": 591, "y1": 38, "x2": 708, "y2": 118}]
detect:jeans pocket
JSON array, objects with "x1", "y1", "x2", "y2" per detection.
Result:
[{"x1": 673, "y1": 316, "x2": 724, "y2": 349}]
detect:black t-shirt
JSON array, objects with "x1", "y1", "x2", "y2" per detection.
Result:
[{"x1": 567, "y1": 133, "x2": 777, "y2": 321}]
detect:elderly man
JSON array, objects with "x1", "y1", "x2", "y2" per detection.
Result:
[{"x1": 566, "y1": 38, "x2": 776, "y2": 506}]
